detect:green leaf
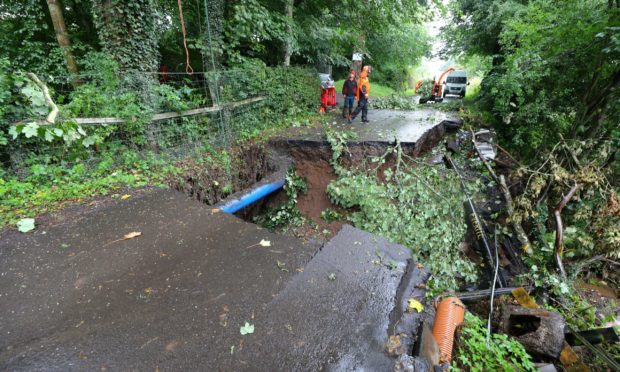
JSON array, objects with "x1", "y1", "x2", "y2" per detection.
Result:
[
  {"x1": 17, "y1": 218, "x2": 35, "y2": 233},
  {"x1": 82, "y1": 136, "x2": 96, "y2": 148},
  {"x1": 23, "y1": 122, "x2": 40, "y2": 138},
  {"x1": 8, "y1": 125, "x2": 21, "y2": 139},
  {"x1": 240, "y1": 322, "x2": 255, "y2": 335}
]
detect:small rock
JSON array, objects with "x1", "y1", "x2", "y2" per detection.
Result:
[
  {"x1": 446, "y1": 140, "x2": 460, "y2": 154},
  {"x1": 427, "y1": 154, "x2": 445, "y2": 165}
]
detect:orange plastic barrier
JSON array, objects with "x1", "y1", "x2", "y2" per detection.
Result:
[{"x1": 320, "y1": 87, "x2": 336, "y2": 108}]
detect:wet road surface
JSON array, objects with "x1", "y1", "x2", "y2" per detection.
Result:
[
  {"x1": 1, "y1": 189, "x2": 428, "y2": 371},
  {"x1": 280, "y1": 108, "x2": 459, "y2": 146}
]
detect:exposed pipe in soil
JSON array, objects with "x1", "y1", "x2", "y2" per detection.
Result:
[
  {"x1": 455, "y1": 286, "x2": 533, "y2": 303},
  {"x1": 219, "y1": 180, "x2": 285, "y2": 214},
  {"x1": 445, "y1": 154, "x2": 506, "y2": 288},
  {"x1": 432, "y1": 297, "x2": 465, "y2": 364}
]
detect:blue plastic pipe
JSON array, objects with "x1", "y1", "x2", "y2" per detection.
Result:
[{"x1": 219, "y1": 180, "x2": 285, "y2": 214}]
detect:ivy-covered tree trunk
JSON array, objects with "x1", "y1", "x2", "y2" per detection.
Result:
[
  {"x1": 91, "y1": 0, "x2": 160, "y2": 73},
  {"x1": 46, "y1": 0, "x2": 80, "y2": 83},
  {"x1": 283, "y1": 0, "x2": 294, "y2": 67},
  {"x1": 92, "y1": 0, "x2": 161, "y2": 149}
]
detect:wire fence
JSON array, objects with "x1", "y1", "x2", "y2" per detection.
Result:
[{"x1": 2, "y1": 66, "x2": 318, "y2": 178}]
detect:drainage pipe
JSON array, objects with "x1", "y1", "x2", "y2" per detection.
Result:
[
  {"x1": 432, "y1": 296, "x2": 465, "y2": 364},
  {"x1": 219, "y1": 180, "x2": 285, "y2": 214}
]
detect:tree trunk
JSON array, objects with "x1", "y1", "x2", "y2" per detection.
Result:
[
  {"x1": 283, "y1": 0, "x2": 294, "y2": 67},
  {"x1": 46, "y1": 0, "x2": 80, "y2": 84}
]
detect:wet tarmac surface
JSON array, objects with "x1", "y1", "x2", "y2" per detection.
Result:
[
  {"x1": 1, "y1": 189, "x2": 427, "y2": 371},
  {"x1": 281, "y1": 108, "x2": 458, "y2": 146},
  {"x1": 353, "y1": 109, "x2": 455, "y2": 144}
]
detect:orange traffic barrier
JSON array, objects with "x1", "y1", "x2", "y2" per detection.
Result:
[{"x1": 432, "y1": 296, "x2": 465, "y2": 363}]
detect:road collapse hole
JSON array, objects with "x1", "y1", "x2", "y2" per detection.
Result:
[
  {"x1": 170, "y1": 141, "x2": 271, "y2": 205},
  {"x1": 235, "y1": 140, "x2": 439, "y2": 240},
  {"x1": 234, "y1": 143, "x2": 346, "y2": 239}
]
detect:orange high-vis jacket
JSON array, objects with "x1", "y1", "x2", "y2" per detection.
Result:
[{"x1": 356, "y1": 66, "x2": 370, "y2": 101}]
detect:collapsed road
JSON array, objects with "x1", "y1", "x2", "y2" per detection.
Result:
[{"x1": 0, "y1": 109, "x2": 458, "y2": 371}]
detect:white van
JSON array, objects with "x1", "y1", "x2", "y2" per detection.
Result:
[{"x1": 444, "y1": 70, "x2": 468, "y2": 98}]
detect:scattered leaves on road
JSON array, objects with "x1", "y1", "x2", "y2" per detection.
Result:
[
  {"x1": 246, "y1": 239, "x2": 272, "y2": 249},
  {"x1": 276, "y1": 260, "x2": 289, "y2": 272},
  {"x1": 240, "y1": 322, "x2": 255, "y2": 335},
  {"x1": 103, "y1": 231, "x2": 142, "y2": 247},
  {"x1": 328, "y1": 273, "x2": 336, "y2": 281},
  {"x1": 123, "y1": 231, "x2": 142, "y2": 240},
  {"x1": 121, "y1": 194, "x2": 131, "y2": 200},
  {"x1": 407, "y1": 298, "x2": 424, "y2": 313},
  {"x1": 16, "y1": 218, "x2": 35, "y2": 233}
]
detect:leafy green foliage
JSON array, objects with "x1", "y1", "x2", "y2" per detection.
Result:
[
  {"x1": 91, "y1": 0, "x2": 160, "y2": 73},
  {"x1": 415, "y1": 79, "x2": 435, "y2": 99},
  {"x1": 334, "y1": 80, "x2": 397, "y2": 98},
  {"x1": 324, "y1": 126, "x2": 477, "y2": 291},
  {"x1": 366, "y1": 23, "x2": 431, "y2": 90},
  {"x1": 255, "y1": 169, "x2": 307, "y2": 230},
  {"x1": 320, "y1": 208, "x2": 341, "y2": 223},
  {"x1": 446, "y1": 0, "x2": 620, "y2": 157},
  {"x1": 0, "y1": 148, "x2": 178, "y2": 228},
  {"x1": 370, "y1": 96, "x2": 419, "y2": 110},
  {"x1": 452, "y1": 312, "x2": 536, "y2": 371},
  {"x1": 0, "y1": 0, "x2": 98, "y2": 77},
  {"x1": 446, "y1": 0, "x2": 620, "y2": 311}
]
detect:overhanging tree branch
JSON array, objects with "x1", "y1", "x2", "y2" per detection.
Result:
[{"x1": 26, "y1": 73, "x2": 59, "y2": 125}]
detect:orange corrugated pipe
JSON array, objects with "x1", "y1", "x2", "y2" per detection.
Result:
[{"x1": 432, "y1": 296, "x2": 465, "y2": 363}]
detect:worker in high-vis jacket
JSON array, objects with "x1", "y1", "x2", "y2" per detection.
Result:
[{"x1": 350, "y1": 65, "x2": 370, "y2": 123}]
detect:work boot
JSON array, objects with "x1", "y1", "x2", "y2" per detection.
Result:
[
  {"x1": 347, "y1": 114, "x2": 352, "y2": 124},
  {"x1": 342, "y1": 107, "x2": 347, "y2": 119}
]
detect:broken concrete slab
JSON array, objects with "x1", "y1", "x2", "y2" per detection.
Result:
[
  {"x1": 1, "y1": 190, "x2": 429, "y2": 371},
  {"x1": 238, "y1": 225, "x2": 430, "y2": 371}
]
